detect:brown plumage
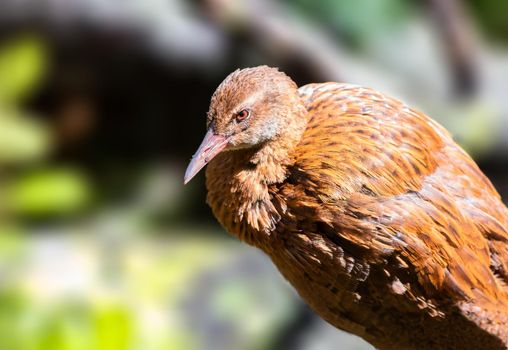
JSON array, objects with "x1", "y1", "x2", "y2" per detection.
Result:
[{"x1": 184, "y1": 66, "x2": 508, "y2": 350}]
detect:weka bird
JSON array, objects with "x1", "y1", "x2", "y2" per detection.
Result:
[{"x1": 184, "y1": 66, "x2": 508, "y2": 350}]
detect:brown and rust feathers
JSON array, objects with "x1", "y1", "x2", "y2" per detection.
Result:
[
  {"x1": 195, "y1": 67, "x2": 508, "y2": 349},
  {"x1": 293, "y1": 83, "x2": 508, "y2": 299}
]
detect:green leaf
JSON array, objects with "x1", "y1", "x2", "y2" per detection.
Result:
[
  {"x1": 0, "y1": 111, "x2": 51, "y2": 164},
  {"x1": 7, "y1": 168, "x2": 91, "y2": 217},
  {"x1": 94, "y1": 304, "x2": 133, "y2": 350},
  {"x1": 0, "y1": 35, "x2": 48, "y2": 104}
]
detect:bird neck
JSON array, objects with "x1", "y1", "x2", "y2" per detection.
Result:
[
  {"x1": 206, "y1": 104, "x2": 307, "y2": 248},
  {"x1": 247, "y1": 99, "x2": 309, "y2": 182}
]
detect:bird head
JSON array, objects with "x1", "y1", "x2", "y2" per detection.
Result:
[{"x1": 184, "y1": 66, "x2": 300, "y2": 184}]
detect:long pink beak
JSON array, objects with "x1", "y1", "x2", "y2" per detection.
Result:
[{"x1": 184, "y1": 129, "x2": 229, "y2": 184}]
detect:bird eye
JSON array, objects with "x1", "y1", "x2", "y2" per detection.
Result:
[{"x1": 235, "y1": 109, "x2": 250, "y2": 122}]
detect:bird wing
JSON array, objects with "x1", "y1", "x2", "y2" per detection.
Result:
[{"x1": 289, "y1": 83, "x2": 508, "y2": 305}]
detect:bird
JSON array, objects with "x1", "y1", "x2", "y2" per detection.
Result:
[{"x1": 184, "y1": 66, "x2": 508, "y2": 350}]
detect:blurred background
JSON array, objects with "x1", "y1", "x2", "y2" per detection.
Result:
[{"x1": 0, "y1": 0, "x2": 507, "y2": 349}]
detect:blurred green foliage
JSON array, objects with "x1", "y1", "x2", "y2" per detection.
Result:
[
  {"x1": 289, "y1": 0, "x2": 411, "y2": 47},
  {"x1": 0, "y1": 230, "x2": 297, "y2": 350},
  {"x1": 468, "y1": 0, "x2": 508, "y2": 43},
  {"x1": 0, "y1": 34, "x2": 95, "y2": 349},
  {"x1": 0, "y1": 292, "x2": 134, "y2": 350},
  {"x1": 0, "y1": 35, "x2": 90, "y2": 219},
  {"x1": 0, "y1": 35, "x2": 48, "y2": 105},
  {"x1": 0, "y1": 112, "x2": 50, "y2": 164},
  {"x1": 7, "y1": 169, "x2": 91, "y2": 217},
  {"x1": 0, "y1": 36, "x2": 50, "y2": 164}
]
